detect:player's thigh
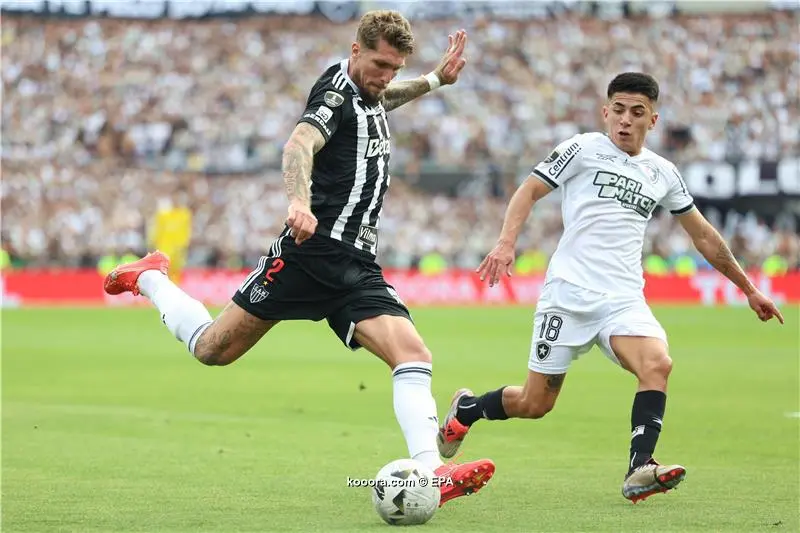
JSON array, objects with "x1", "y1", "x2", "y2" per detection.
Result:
[
  {"x1": 328, "y1": 276, "x2": 423, "y2": 368},
  {"x1": 352, "y1": 313, "x2": 430, "y2": 369},
  {"x1": 597, "y1": 299, "x2": 671, "y2": 377},
  {"x1": 195, "y1": 300, "x2": 279, "y2": 366},
  {"x1": 528, "y1": 308, "x2": 597, "y2": 375}
]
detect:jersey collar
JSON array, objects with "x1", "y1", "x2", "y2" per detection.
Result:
[{"x1": 338, "y1": 59, "x2": 361, "y2": 94}]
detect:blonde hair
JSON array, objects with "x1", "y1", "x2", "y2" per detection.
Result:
[{"x1": 356, "y1": 10, "x2": 415, "y2": 55}]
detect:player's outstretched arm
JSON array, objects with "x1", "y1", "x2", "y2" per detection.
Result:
[
  {"x1": 381, "y1": 30, "x2": 467, "y2": 112},
  {"x1": 477, "y1": 176, "x2": 552, "y2": 287},
  {"x1": 282, "y1": 122, "x2": 326, "y2": 245},
  {"x1": 677, "y1": 208, "x2": 784, "y2": 324}
]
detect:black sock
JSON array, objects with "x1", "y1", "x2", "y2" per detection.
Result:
[
  {"x1": 628, "y1": 390, "x2": 666, "y2": 474},
  {"x1": 455, "y1": 387, "x2": 509, "y2": 426}
]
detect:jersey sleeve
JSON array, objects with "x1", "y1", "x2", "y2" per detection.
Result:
[
  {"x1": 297, "y1": 82, "x2": 347, "y2": 142},
  {"x1": 661, "y1": 165, "x2": 695, "y2": 215},
  {"x1": 531, "y1": 135, "x2": 585, "y2": 189}
]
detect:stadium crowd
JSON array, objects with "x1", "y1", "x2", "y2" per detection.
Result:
[
  {"x1": 2, "y1": 11, "x2": 798, "y2": 272},
  {"x1": 3, "y1": 161, "x2": 798, "y2": 273}
]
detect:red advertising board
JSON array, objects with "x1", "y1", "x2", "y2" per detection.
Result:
[{"x1": 2, "y1": 269, "x2": 798, "y2": 307}]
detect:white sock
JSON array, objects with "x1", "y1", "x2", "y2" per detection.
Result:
[
  {"x1": 138, "y1": 270, "x2": 213, "y2": 355},
  {"x1": 392, "y1": 362, "x2": 443, "y2": 471}
]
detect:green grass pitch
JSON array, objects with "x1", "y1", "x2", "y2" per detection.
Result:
[{"x1": 2, "y1": 305, "x2": 798, "y2": 532}]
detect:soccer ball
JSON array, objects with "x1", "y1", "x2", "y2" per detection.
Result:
[{"x1": 371, "y1": 459, "x2": 440, "y2": 526}]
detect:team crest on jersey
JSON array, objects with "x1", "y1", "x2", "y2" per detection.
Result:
[
  {"x1": 536, "y1": 342, "x2": 551, "y2": 361},
  {"x1": 249, "y1": 284, "x2": 269, "y2": 304},
  {"x1": 593, "y1": 171, "x2": 657, "y2": 218},
  {"x1": 640, "y1": 161, "x2": 661, "y2": 184},
  {"x1": 324, "y1": 90, "x2": 344, "y2": 107}
]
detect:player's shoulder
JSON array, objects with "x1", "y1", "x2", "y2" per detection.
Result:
[
  {"x1": 640, "y1": 147, "x2": 682, "y2": 176},
  {"x1": 551, "y1": 132, "x2": 610, "y2": 156},
  {"x1": 309, "y1": 60, "x2": 357, "y2": 106}
]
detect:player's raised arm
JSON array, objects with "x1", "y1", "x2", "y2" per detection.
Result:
[
  {"x1": 381, "y1": 30, "x2": 467, "y2": 112},
  {"x1": 477, "y1": 175, "x2": 553, "y2": 287},
  {"x1": 282, "y1": 122, "x2": 326, "y2": 245},
  {"x1": 676, "y1": 208, "x2": 784, "y2": 324}
]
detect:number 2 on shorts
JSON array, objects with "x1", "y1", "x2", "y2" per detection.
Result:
[{"x1": 539, "y1": 314, "x2": 563, "y2": 342}]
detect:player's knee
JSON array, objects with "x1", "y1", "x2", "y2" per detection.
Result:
[
  {"x1": 394, "y1": 334, "x2": 432, "y2": 365},
  {"x1": 402, "y1": 341, "x2": 432, "y2": 365},
  {"x1": 641, "y1": 351, "x2": 672, "y2": 381}
]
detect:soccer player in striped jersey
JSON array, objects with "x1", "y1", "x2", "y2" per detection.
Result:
[{"x1": 104, "y1": 10, "x2": 494, "y2": 506}]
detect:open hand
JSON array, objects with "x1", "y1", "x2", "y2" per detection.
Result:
[
  {"x1": 435, "y1": 30, "x2": 467, "y2": 86},
  {"x1": 476, "y1": 240, "x2": 515, "y2": 287}
]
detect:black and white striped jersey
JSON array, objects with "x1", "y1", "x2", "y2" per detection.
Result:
[{"x1": 296, "y1": 59, "x2": 391, "y2": 260}]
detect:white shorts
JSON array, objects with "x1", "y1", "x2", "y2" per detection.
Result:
[{"x1": 528, "y1": 278, "x2": 668, "y2": 375}]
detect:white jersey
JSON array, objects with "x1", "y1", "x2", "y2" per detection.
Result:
[{"x1": 532, "y1": 132, "x2": 694, "y2": 296}]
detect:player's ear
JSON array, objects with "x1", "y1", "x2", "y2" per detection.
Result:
[
  {"x1": 351, "y1": 41, "x2": 360, "y2": 58},
  {"x1": 649, "y1": 111, "x2": 659, "y2": 130},
  {"x1": 601, "y1": 105, "x2": 609, "y2": 120}
]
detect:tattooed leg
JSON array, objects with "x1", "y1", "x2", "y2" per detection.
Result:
[{"x1": 193, "y1": 301, "x2": 279, "y2": 366}]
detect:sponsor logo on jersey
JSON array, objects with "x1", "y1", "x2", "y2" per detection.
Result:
[
  {"x1": 366, "y1": 138, "x2": 391, "y2": 158},
  {"x1": 315, "y1": 105, "x2": 333, "y2": 123},
  {"x1": 324, "y1": 90, "x2": 345, "y2": 107},
  {"x1": 302, "y1": 109, "x2": 332, "y2": 136},
  {"x1": 543, "y1": 149, "x2": 560, "y2": 163},
  {"x1": 547, "y1": 142, "x2": 581, "y2": 177},
  {"x1": 357, "y1": 224, "x2": 378, "y2": 246},
  {"x1": 593, "y1": 171, "x2": 657, "y2": 217},
  {"x1": 596, "y1": 153, "x2": 618, "y2": 162}
]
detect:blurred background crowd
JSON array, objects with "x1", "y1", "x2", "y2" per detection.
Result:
[{"x1": 2, "y1": 2, "x2": 798, "y2": 275}]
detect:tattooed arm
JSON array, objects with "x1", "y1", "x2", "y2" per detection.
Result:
[
  {"x1": 282, "y1": 122, "x2": 326, "y2": 244},
  {"x1": 381, "y1": 29, "x2": 469, "y2": 112},
  {"x1": 282, "y1": 122, "x2": 326, "y2": 206},
  {"x1": 677, "y1": 208, "x2": 754, "y2": 294},
  {"x1": 677, "y1": 208, "x2": 784, "y2": 323},
  {"x1": 380, "y1": 76, "x2": 438, "y2": 112}
]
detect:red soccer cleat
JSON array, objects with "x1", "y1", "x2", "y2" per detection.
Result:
[
  {"x1": 435, "y1": 458, "x2": 495, "y2": 507},
  {"x1": 103, "y1": 251, "x2": 170, "y2": 296},
  {"x1": 437, "y1": 388, "x2": 474, "y2": 459}
]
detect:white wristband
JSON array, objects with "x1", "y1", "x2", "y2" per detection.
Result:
[{"x1": 424, "y1": 71, "x2": 441, "y2": 91}]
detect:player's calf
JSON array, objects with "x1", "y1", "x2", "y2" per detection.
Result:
[{"x1": 191, "y1": 302, "x2": 278, "y2": 366}]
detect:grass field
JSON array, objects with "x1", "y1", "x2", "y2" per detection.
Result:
[{"x1": 2, "y1": 305, "x2": 798, "y2": 532}]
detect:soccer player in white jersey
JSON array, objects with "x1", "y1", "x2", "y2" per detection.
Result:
[{"x1": 437, "y1": 73, "x2": 784, "y2": 503}]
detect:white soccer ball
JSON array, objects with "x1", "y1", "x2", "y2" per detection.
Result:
[{"x1": 371, "y1": 458, "x2": 440, "y2": 526}]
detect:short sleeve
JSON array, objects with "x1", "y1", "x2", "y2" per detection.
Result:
[
  {"x1": 661, "y1": 165, "x2": 695, "y2": 215},
  {"x1": 531, "y1": 135, "x2": 585, "y2": 189},
  {"x1": 297, "y1": 84, "x2": 347, "y2": 142}
]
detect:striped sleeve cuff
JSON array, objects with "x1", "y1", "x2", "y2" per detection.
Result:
[
  {"x1": 670, "y1": 203, "x2": 695, "y2": 215},
  {"x1": 533, "y1": 169, "x2": 558, "y2": 189}
]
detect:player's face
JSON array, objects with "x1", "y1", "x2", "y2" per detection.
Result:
[
  {"x1": 351, "y1": 38, "x2": 406, "y2": 102},
  {"x1": 602, "y1": 93, "x2": 658, "y2": 156}
]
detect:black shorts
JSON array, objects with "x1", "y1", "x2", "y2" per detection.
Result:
[{"x1": 232, "y1": 228, "x2": 411, "y2": 349}]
